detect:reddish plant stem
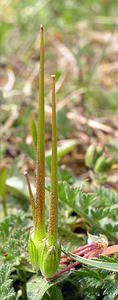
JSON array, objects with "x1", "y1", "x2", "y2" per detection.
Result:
[
  {"x1": 51, "y1": 244, "x2": 118, "y2": 280},
  {"x1": 50, "y1": 261, "x2": 81, "y2": 280},
  {"x1": 61, "y1": 242, "x2": 96, "y2": 259},
  {"x1": 84, "y1": 249, "x2": 102, "y2": 258},
  {"x1": 60, "y1": 246, "x2": 97, "y2": 264}
]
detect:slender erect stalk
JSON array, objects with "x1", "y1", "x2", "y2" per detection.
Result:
[
  {"x1": 2, "y1": 197, "x2": 7, "y2": 217},
  {"x1": 24, "y1": 171, "x2": 35, "y2": 222},
  {"x1": 28, "y1": 27, "x2": 60, "y2": 278},
  {"x1": 0, "y1": 167, "x2": 7, "y2": 217},
  {"x1": 34, "y1": 25, "x2": 46, "y2": 240},
  {"x1": 48, "y1": 75, "x2": 58, "y2": 246}
]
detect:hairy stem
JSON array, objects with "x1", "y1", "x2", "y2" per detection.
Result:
[
  {"x1": 34, "y1": 25, "x2": 46, "y2": 240},
  {"x1": 60, "y1": 246, "x2": 97, "y2": 264},
  {"x1": 48, "y1": 75, "x2": 58, "y2": 246},
  {"x1": 50, "y1": 261, "x2": 81, "y2": 280}
]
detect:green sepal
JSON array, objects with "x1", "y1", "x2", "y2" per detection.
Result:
[
  {"x1": 28, "y1": 230, "x2": 39, "y2": 270},
  {"x1": 41, "y1": 242, "x2": 60, "y2": 278},
  {"x1": 28, "y1": 230, "x2": 60, "y2": 278}
]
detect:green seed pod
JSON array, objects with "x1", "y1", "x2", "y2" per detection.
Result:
[
  {"x1": 85, "y1": 144, "x2": 103, "y2": 168},
  {"x1": 27, "y1": 28, "x2": 61, "y2": 279},
  {"x1": 95, "y1": 156, "x2": 112, "y2": 173},
  {"x1": 40, "y1": 239, "x2": 60, "y2": 278}
]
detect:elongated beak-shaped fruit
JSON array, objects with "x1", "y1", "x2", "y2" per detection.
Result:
[
  {"x1": 34, "y1": 24, "x2": 46, "y2": 241},
  {"x1": 27, "y1": 26, "x2": 60, "y2": 278},
  {"x1": 38, "y1": 75, "x2": 60, "y2": 278}
]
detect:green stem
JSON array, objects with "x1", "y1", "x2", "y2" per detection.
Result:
[
  {"x1": 34, "y1": 25, "x2": 46, "y2": 241},
  {"x1": 48, "y1": 75, "x2": 58, "y2": 246},
  {"x1": 24, "y1": 171, "x2": 35, "y2": 222},
  {"x1": 2, "y1": 196, "x2": 7, "y2": 217}
]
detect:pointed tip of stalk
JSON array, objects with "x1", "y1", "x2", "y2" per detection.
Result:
[
  {"x1": 24, "y1": 170, "x2": 29, "y2": 181},
  {"x1": 40, "y1": 24, "x2": 44, "y2": 31},
  {"x1": 24, "y1": 170, "x2": 28, "y2": 176},
  {"x1": 51, "y1": 74, "x2": 56, "y2": 79}
]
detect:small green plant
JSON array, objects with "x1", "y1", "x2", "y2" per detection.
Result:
[
  {"x1": 85, "y1": 144, "x2": 103, "y2": 168},
  {"x1": 94, "y1": 155, "x2": 112, "y2": 173},
  {"x1": 0, "y1": 167, "x2": 7, "y2": 217},
  {"x1": 24, "y1": 25, "x2": 60, "y2": 278},
  {"x1": 85, "y1": 144, "x2": 112, "y2": 174}
]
